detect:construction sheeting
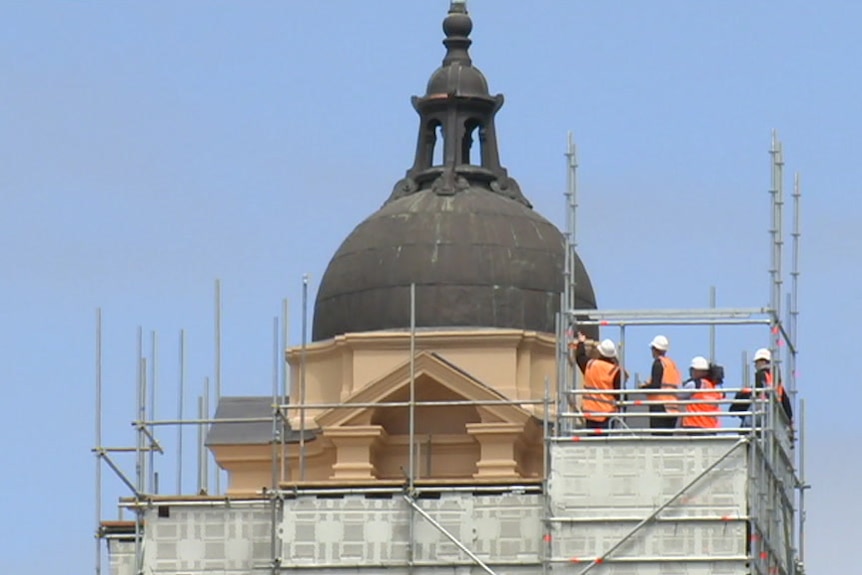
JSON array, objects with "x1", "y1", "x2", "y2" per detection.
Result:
[
  {"x1": 549, "y1": 437, "x2": 749, "y2": 574},
  {"x1": 280, "y1": 492, "x2": 542, "y2": 570},
  {"x1": 106, "y1": 436, "x2": 792, "y2": 575},
  {"x1": 109, "y1": 493, "x2": 543, "y2": 575}
]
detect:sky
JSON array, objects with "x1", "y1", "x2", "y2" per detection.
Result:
[{"x1": 0, "y1": 0, "x2": 857, "y2": 572}]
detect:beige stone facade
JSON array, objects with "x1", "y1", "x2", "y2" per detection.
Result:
[{"x1": 209, "y1": 329, "x2": 558, "y2": 494}]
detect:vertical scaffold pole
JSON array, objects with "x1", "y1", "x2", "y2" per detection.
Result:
[
  {"x1": 95, "y1": 308, "x2": 102, "y2": 575},
  {"x1": 177, "y1": 330, "x2": 185, "y2": 494},
  {"x1": 202, "y1": 377, "x2": 210, "y2": 493},
  {"x1": 791, "y1": 172, "x2": 804, "y2": 574},
  {"x1": 407, "y1": 282, "x2": 417, "y2": 574},
  {"x1": 271, "y1": 317, "x2": 280, "y2": 490},
  {"x1": 790, "y1": 174, "x2": 801, "y2": 400},
  {"x1": 197, "y1": 392, "x2": 205, "y2": 494},
  {"x1": 767, "y1": 130, "x2": 785, "y2": 568},
  {"x1": 150, "y1": 331, "x2": 158, "y2": 494},
  {"x1": 136, "y1": 327, "x2": 145, "y2": 496},
  {"x1": 270, "y1": 315, "x2": 281, "y2": 574},
  {"x1": 136, "y1": 350, "x2": 146, "y2": 575},
  {"x1": 798, "y1": 398, "x2": 807, "y2": 565},
  {"x1": 281, "y1": 298, "x2": 290, "y2": 483},
  {"x1": 409, "y1": 282, "x2": 417, "y2": 488},
  {"x1": 214, "y1": 279, "x2": 222, "y2": 494},
  {"x1": 561, "y1": 132, "x2": 578, "y2": 432},
  {"x1": 299, "y1": 274, "x2": 309, "y2": 482},
  {"x1": 542, "y1": 375, "x2": 551, "y2": 575}
]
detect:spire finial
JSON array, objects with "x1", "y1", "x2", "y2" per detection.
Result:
[{"x1": 442, "y1": 0, "x2": 472, "y2": 66}]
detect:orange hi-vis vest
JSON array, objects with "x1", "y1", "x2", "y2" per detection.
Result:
[
  {"x1": 582, "y1": 359, "x2": 619, "y2": 422},
  {"x1": 682, "y1": 377, "x2": 722, "y2": 429},
  {"x1": 744, "y1": 371, "x2": 788, "y2": 417},
  {"x1": 744, "y1": 371, "x2": 786, "y2": 400},
  {"x1": 654, "y1": 356, "x2": 682, "y2": 413}
]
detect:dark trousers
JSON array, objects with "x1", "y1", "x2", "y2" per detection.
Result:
[
  {"x1": 585, "y1": 418, "x2": 611, "y2": 430},
  {"x1": 649, "y1": 406, "x2": 677, "y2": 433}
]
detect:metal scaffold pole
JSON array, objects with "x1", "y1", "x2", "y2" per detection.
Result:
[
  {"x1": 281, "y1": 297, "x2": 290, "y2": 483},
  {"x1": 407, "y1": 282, "x2": 417, "y2": 574},
  {"x1": 94, "y1": 308, "x2": 102, "y2": 575},
  {"x1": 299, "y1": 274, "x2": 309, "y2": 482},
  {"x1": 770, "y1": 131, "x2": 784, "y2": 378},
  {"x1": 270, "y1": 316, "x2": 282, "y2": 574},
  {"x1": 798, "y1": 398, "x2": 808, "y2": 566},
  {"x1": 790, "y1": 173, "x2": 801, "y2": 399},
  {"x1": 199, "y1": 377, "x2": 210, "y2": 494},
  {"x1": 214, "y1": 279, "x2": 222, "y2": 494},
  {"x1": 135, "y1": 334, "x2": 146, "y2": 575},
  {"x1": 560, "y1": 132, "x2": 578, "y2": 433},
  {"x1": 150, "y1": 331, "x2": 158, "y2": 494},
  {"x1": 177, "y1": 330, "x2": 185, "y2": 494}
]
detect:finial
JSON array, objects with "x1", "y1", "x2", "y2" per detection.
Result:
[{"x1": 442, "y1": 0, "x2": 472, "y2": 66}]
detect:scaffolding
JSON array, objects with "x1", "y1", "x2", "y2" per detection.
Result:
[{"x1": 93, "y1": 132, "x2": 806, "y2": 575}]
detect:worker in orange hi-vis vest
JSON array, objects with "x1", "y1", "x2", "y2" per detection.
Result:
[
  {"x1": 729, "y1": 348, "x2": 793, "y2": 430},
  {"x1": 638, "y1": 335, "x2": 683, "y2": 433},
  {"x1": 678, "y1": 356, "x2": 723, "y2": 432},
  {"x1": 571, "y1": 331, "x2": 623, "y2": 430}
]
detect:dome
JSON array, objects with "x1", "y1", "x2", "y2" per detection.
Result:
[
  {"x1": 311, "y1": 1, "x2": 598, "y2": 341},
  {"x1": 426, "y1": 63, "x2": 490, "y2": 97},
  {"x1": 312, "y1": 187, "x2": 596, "y2": 341}
]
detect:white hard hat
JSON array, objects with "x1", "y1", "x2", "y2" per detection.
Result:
[
  {"x1": 597, "y1": 339, "x2": 617, "y2": 359},
  {"x1": 650, "y1": 335, "x2": 669, "y2": 351},
  {"x1": 690, "y1": 356, "x2": 710, "y2": 370},
  {"x1": 754, "y1": 348, "x2": 771, "y2": 362}
]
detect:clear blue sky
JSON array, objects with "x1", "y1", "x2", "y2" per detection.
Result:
[{"x1": 1, "y1": 1, "x2": 857, "y2": 572}]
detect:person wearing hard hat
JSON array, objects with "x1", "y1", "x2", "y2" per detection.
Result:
[
  {"x1": 678, "y1": 356, "x2": 723, "y2": 432},
  {"x1": 729, "y1": 348, "x2": 792, "y2": 429},
  {"x1": 638, "y1": 335, "x2": 683, "y2": 432},
  {"x1": 572, "y1": 332, "x2": 623, "y2": 430}
]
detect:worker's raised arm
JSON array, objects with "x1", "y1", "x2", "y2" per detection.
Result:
[
  {"x1": 574, "y1": 341, "x2": 589, "y2": 373},
  {"x1": 641, "y1": 358, "x2": 664, "y2": 389}
]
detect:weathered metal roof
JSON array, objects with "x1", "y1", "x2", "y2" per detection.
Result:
[{"x1": 313, "y1": 188, "x2": 597, "y2": 341}]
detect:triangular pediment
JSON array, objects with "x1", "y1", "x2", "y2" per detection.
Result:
[{"x1": 315, "y1": 352, "x2": 532, "y2": 429}]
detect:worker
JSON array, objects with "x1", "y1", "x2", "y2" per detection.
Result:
[
  {"x1": 678, "y1": 356, "x2": 723, "y2": 432},
  {"x1": 638, "y1": 335, "x2": 682, "y2": 432},
  {"x1": 730, "y1": 348, "x2": 792, "y2": 429},
  {"x1": 572, "y1": 332, "x2": 623, "y2": 430}
]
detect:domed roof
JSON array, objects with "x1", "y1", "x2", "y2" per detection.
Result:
[
  {"x1": 426, "y1": 62, "x2": 489, "y2": 97},
  {"x1": 313, "y1": 187, "x2": 596, "y2": 341},
  {"x1": 311, "y1": 1, "x2": 597, "y2": 341}
]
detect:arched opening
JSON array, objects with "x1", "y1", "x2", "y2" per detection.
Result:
[
  {"x1": 432, "y1": 123, "x2": 445, "y2": 166},
  {"x1": 462, "y1": 119, "x2": 483, "y2": 166},
  {"x1": 421, "y1": 120, "x2": 444, "y2": 169}
]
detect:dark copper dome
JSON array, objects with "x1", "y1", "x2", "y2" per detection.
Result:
[{"x1": 312, "y1": 1, "x2": 597, "y2": 341}]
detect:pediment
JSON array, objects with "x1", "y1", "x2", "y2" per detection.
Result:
[{"x1": 315, "y1": 351, "x2": 532, "y2": 429}]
